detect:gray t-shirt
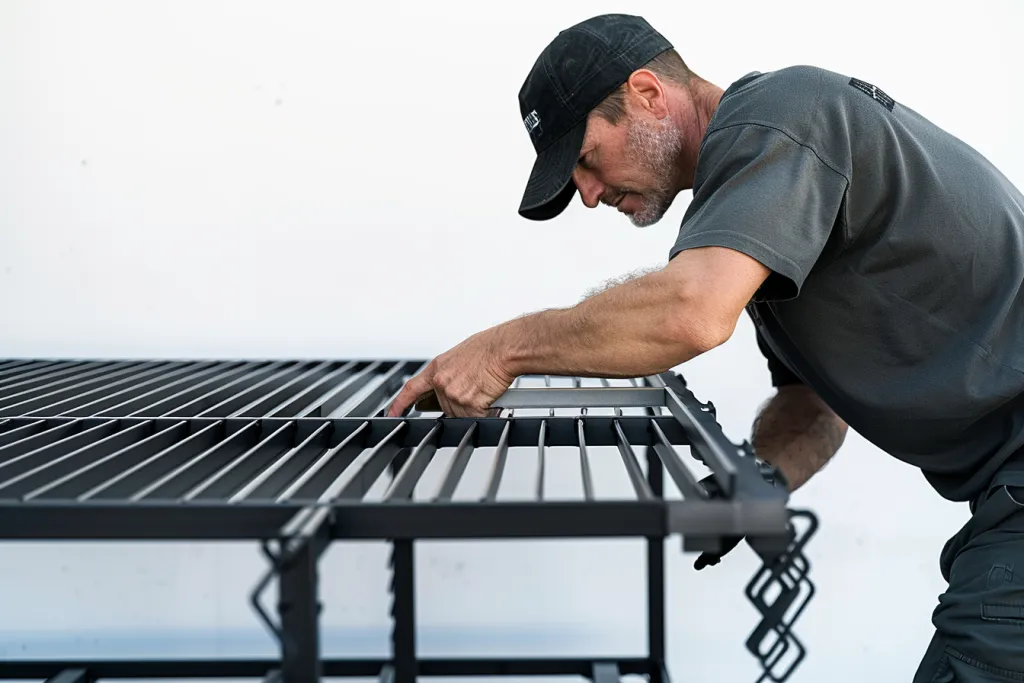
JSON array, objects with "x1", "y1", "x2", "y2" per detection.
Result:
[{"x1": 668, "y1": 65, "x2": 1024, "y2": 502}]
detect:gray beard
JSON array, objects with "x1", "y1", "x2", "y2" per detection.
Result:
[{"x1": 622, "y1": 116, "x2": 683, "y2": 227}]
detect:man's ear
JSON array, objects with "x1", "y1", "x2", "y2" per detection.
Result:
[{"x1": 625, "y1": 69, "x2": 669, "y2": 118}]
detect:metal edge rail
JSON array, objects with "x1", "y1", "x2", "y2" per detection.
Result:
[{"x1": 0, "y1": 658, "x2": 660, "y2": 680}]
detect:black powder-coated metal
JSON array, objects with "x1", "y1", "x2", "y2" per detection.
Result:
[
  {"x1": 0, "y1": 358, "x2": 818, "y2": 683},
  {"x1": 3, "y1": 657, "x2": 660, "y2": 679},
  {"x1": 645, "y1": 430, "x2": 667, "y2": 683}
]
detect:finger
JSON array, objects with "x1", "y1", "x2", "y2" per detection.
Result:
[{"x1": 387, "y1": 373, "x2": 433, "y2": 417}]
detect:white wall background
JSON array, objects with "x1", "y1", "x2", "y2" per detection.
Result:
[{"x1": 1, "y1": 0, "x2": 1023, "y2": 681}]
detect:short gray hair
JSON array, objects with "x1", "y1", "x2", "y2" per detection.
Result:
[{"x1": 592, "y1": 48, "x2": 695, "y2": 124}]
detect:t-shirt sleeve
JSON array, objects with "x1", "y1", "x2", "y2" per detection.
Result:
[
  {"x1": 755, "y1": 325, "x2": 804, "y2": 387},
  {"x1": 668, "y1": 124, "x2": 849, "y2": 300}
]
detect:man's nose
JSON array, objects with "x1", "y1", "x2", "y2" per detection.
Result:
[{"x1": 572, "y1": 168, "x2": 603, "y2": 209}]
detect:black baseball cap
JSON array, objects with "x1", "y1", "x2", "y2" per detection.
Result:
[{"x1": 517, "y1": 14, "x2": 673, "y2": 221}]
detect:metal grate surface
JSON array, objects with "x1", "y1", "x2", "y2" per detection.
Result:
[
  {"x1": 0, "y1": 412, "x2": 694, "y2": 506},
  {"x1": 0, "y1": 358, "x2": 817, "y2": 683},
  {"x1": 0, "y1": 361, "x2": 792, "y2": 542},
  {"x1": 0, "y1": 358, "x2": 425, "y2": 419}
]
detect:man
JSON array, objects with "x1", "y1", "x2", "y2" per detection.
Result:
[{"x1": 386, "y1": 13, "x2": 1024, "y2": 681}]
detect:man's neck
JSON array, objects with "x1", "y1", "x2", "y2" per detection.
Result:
[
  {"x1": 675, "y1": 79, "x2": 724, "y2": 189},
  {"x1": 692, "y1": 80, "x2": 724, "y2": 136}
]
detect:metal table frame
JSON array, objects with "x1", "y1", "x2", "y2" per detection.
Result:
[{"x1": 0, "y1": 358, "x2": 817, "y2": 683}]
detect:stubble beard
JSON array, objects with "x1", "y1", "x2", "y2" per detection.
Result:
[{"x1": 622, "y1": 116, "x2": 684, "y2": 228}]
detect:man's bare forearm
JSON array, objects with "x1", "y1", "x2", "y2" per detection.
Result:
[
  {"x1": 498, "y1": 266, "x2": 723, "y2": 380},
  {"x1": 383, "y1": 247, "x2": 771, "y2": 419},
  {"x1": 753, "y1": 385, "x2": 848, "y2": 491}
]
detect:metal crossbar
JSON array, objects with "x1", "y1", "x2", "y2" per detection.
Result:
[{"x1": 0, "y1": 358, "x2": 818, "y2": 683}]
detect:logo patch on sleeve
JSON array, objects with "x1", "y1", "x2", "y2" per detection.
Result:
[{"x1": 849, "y1": 77, "x2": 896, "y2": 111}]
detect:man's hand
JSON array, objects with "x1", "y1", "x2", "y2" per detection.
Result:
[{"x1": 386, "y1": 327, "x2": 516, "y2": 418}]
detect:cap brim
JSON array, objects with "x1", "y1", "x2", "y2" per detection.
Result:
[{"x1": 518, "y1": 119, "x2": 587, "y2": 221}]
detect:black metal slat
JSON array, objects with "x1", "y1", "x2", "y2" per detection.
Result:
[
  {"x1": 0, "y1": 419, "x2": 87, "y2": 463},
  {"x1": 0, "y1": 409, "x2": 712, "y2": 505},
  {"x1": 482, "y1": 420, "x2": 511, "y2": 501},
  {"x1": 232, "y1": 361, "x2": 337, "y2": 417},
  {"x1": 536, "y1": 419, "x2": 546, "y2": 501},
  {"x1": 184, "y1": 421, "x2": 298, "y2": 500},
  {"x1": 158, "y1": 361, "x2": 289, "y2": 417},
  {"x1": 0, "y1": 360, "x2": 125, "y2": 400},
  {"x1": 25, "y1": 421, "x2": 192, "y2": 500},
  {"x1": 279, "y1": 421, "x2": 371, "y2": 501},
  {"x1": 434, "y1": 422, "x2": 476, "y2": 501},
  {"x1": 263, "y1": 361, "x2": 360, "y2": 417},
  {"x1": 0, "y1": 360, "x2": 90, "y2": 392},
  {"x1": 0, "y1": 413, "x2": 692, "y2": 451},
  {"x1": 300, "y1": 361, "x2": 382, "y2": 417},
  {"x1": 229, "y1": 422, "x2": 334, "y2": 501},
  {"x1": 334, "y1": 361, "x2": 419, "y2": 418},
  {"x1": 5, "y1": 362, "x2": 178, "y2": 417},
  {"x1": 328, "y1": 363, "x2": 402, "y2": 417},
  {"x1": 79, "y1": 361, "x2": 237, "y2": 417},
  {"x1": 0, "y1": 421, "x2": 140, "y2": 498},
  {"x1": 0, "y1": 362, "x2": 141, "y2": 411},
  {"x1": 0, "y1": 359, "x2": 56, "y2": 380},
  {"x1": 577, "y1": 419, "x2": 595, "y2": 501},
  {"x1": 196, "y1": 363, "x2": 311, "y2": 418},
  {"x1": 383, "y1": 421, "x2": 442, "y2": 501},
  {"x1": 649, "y1": 419, "x2": 706, "y2": 500},
  {"x1": 50, "y1": 362, "x2": 222, "y2": 417},
  {"x1": 614, "y1": 420, "x2": 654, "y2": 500},
  {"x1": 130, "y1": 421, "x2": 264, "y2": 500},
  {"x1": 123, "y1": 362, "x2": 266, "y2": 417},
  {"x1": 0, "y1": 414, "x2": 695, "y2": 508},
  {"x1": 83, "y1": 420, "x2": 228, "y2": 500},
  {"x1": 329, "y1": 421, "x2": 408, "y2": 500}
]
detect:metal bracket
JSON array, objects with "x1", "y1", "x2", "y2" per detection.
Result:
[{"x1": 744, "y1": 509, "x2": 819, "y2": 683}]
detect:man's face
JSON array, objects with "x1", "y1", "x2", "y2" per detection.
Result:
[{"x1": 572, "y1": 106, "x2": 684, "y2": 227}]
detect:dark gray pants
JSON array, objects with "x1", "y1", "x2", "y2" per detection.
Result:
[{"x1": 913, "y1": 481, "x2": 1024, "y2": 682}]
